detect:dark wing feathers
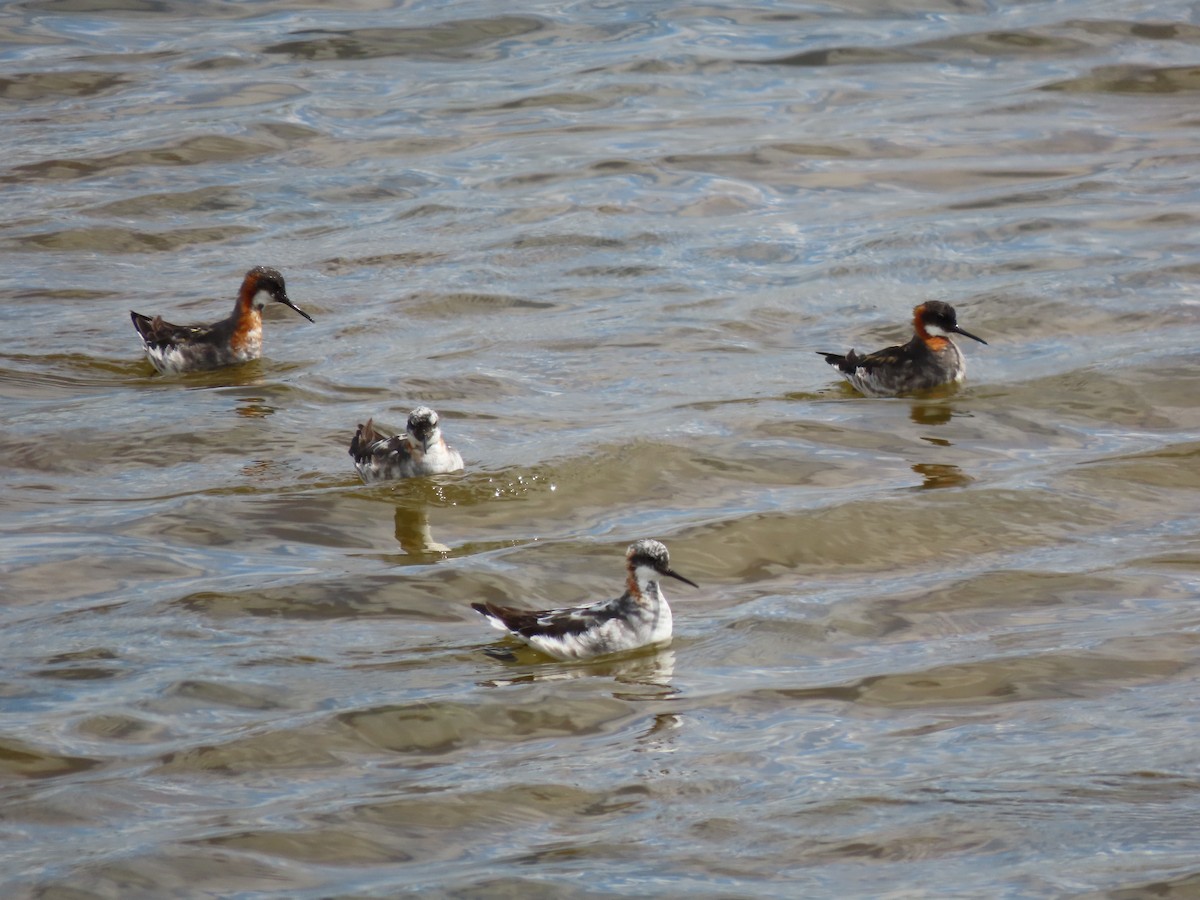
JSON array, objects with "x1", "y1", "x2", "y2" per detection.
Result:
[
  {"x1": 350, "y1": 419, "x2": 414, "y2": 465},
  {"x1": 816, "y1": 349, "x2": 861, "y2": 374},
  {"x1": 130, "y1": 311, "x2": 220, "y2": 347},
  {"x1": 854, "y1": 346, "x2": 908, "y2": 369},
  {"x1": 819, "y1": 339, "x2": 919, "y2": 374},
  {"x1": 816, "y1": 350, "x2": 847, "y2": 367},
  {"x1": 349, "y1": 419, "x2": 382, "y2": 461},
  {"x1": 474, "y1": 595, "x2": 630, "y2": 640},
  {"x1": 472, "y1": 601, "x2": 540, "y2": 633}
]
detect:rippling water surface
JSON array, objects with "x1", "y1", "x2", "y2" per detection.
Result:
[{"x1": 4, "y1": 0, "x2": 1200, "y2": 896}]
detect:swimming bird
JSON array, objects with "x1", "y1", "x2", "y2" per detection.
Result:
[
  {"x1": 130, "y1": 265, "x2": 313, "y2": 374},
  {"x1": 817, "y1": 300, "x2": 987, "y2": 397},
  {"x1": 349, "y1": 407, "x2": 464, "y2": 482},
  {"x1": 472, "y1": 539, "x2": 698, "y2": 660}
]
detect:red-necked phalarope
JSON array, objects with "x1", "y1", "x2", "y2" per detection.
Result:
[
  {"x1": 349, "y1": 407, "x2": 464, "y2": 482},
  {"x1": 472, "y1": 539, "x2": 698, "y2": 660},
  {"x1": 817, "y1": 300, "x2": 987, "y2": 397},
  {"x1": 130, "y1": 266, "x2": 313, "y2": 374}
]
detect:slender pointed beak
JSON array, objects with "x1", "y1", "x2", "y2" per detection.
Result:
[
  {"x1": 277, "y1": 294, "x2": 314, "y2": 323},
  {"x1": 411, "y1": 424, "x2": 436, "y2": 451},
  {"x1": 663, "y1": 568, "x2": 699, "y2": 589},
  {"x1": 952, "y1": 325, "x2": 986, "y2": 345}
]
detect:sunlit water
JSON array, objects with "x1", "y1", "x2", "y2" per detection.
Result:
[{"x1": 3, "y1": 0, "x2": 1200, "y2": 896}]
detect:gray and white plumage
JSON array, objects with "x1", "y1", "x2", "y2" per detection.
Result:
[
  {"x1": 472, "y1": 539, "x2": 699, "y2": 661},
  {"x1": 349, "y1": 407, "x2": 464, "y2": 482}
]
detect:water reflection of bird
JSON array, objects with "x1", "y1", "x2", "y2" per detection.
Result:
[
  {"x1": 912, "y1": 463, "x2": 973, "y2": 490},
  {"x1": 393, "y1": 505, "x2": 451, "y2": 555},
  {"x1": 349, "y1": 407, "x2": 464, "y2": 482},
  {"x1": 131, "y1": 266, "x2": 313, "y2": 374},
  {"x1": 818, "y1": 301, "x2": 986, "y2": 397},
  {"x1": 477, "y1": 649, "x2": 678, "y2": 695},
  {"x1": 909, "y1": 402, "x2": 954, "y2": 427},
  {"x1": 472, "y1": 540, "x2": 698, "y2": 661}
]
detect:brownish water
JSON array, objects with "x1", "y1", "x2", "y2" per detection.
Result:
[{"x1": 3, "y1": 1, "x2": 1200, "y2": 897}]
